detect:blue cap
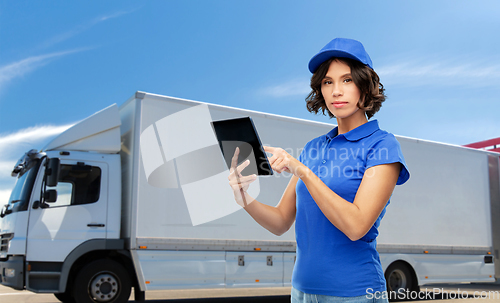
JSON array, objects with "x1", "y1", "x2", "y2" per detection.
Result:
[{"x1": 308, "y1": 38, "x2": 373, "y2": 73}]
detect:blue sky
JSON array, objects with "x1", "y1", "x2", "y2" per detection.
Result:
[{"x1": 1, "y1": 0, "x2": 500, "y2": 201}]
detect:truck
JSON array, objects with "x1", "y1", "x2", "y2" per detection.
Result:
[{"x1": 0, "y1": 91, "x2": 499, "y2": 302}]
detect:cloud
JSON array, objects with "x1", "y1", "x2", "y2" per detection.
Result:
[
  {"x1": 38, "y1": 9, "x2": 137, "y2": 50},
  {"x1": 0, "y1": 8, "x2": 138, "y2": 94},
  {"x1": 377, "y1": 58, "x2": 500, "y2": 87},
  {"x1": 400, "y1": 118, "x2": 500, "y2": 146},
  {"x1": 0, "y1": 124, "x2": 73, "y2": 153},
  {"x1": 0, "y1": 161, "x2": 14, "y2": 175},
  {"x1": 259, "y1": 79, "x2": 310, "y2": 98},
  {"x1": 0, "y1": 124, "x2": 73, "y2": 182},
  {"x1": 440, "y1": 120, "x2": 500, "y2": 145},
  {"x1": 0, "y1": 189, "x2": 12, "y2": 206},
  {"x1": 260, "y1": 57, "x2": 500, "y2": 95},
  {"x1": 0, "y1": 49, "x2": 87, "y2": 93},
  {"x1": 98, "y1": 10, "x2": 135, "y2": 22}
]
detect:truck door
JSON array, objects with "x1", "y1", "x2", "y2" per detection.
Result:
[{"x1": 26, "y1": 161, "x2": 108, "y2": 262}]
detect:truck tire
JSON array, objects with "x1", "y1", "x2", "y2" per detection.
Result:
[
  {"x1": 72, "y1": 259, "x2": 131, "y2": 303},
  {"x1": 54, "y1": 291, "x2": 75, "y2": 303},
  {"x1": 385, "y1": 262, "x2": 416, "y2": 300}
]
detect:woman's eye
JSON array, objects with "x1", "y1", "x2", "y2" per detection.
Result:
[
  {"x1": 344, "y1": 78, "x2": 352, "y2": 83},
  {"x1": 323, "y1": 80, "x2": 332, "y2": 85}
]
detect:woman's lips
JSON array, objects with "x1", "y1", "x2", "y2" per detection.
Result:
[{"x1": 333, "y1": 101, "x2": 348, "y2": 108}]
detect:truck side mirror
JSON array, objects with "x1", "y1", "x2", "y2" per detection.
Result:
[
  {"x1": 0, "y1": 204, "x2": 7, "y2": 218},
  {"x1": 46, "y1": 158, "x2": 60, "y2": 187},
  {"x1": 44, "y1": 190, "x2": 58, "y2": 203}
]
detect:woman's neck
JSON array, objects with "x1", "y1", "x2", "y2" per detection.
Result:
[{"x1": 336, "y1": 112, "x2": 368, "y2": 135}]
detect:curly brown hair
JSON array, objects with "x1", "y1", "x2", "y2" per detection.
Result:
[{"x1": 305, "y1": 57, "x2": 386, "y2": 119}]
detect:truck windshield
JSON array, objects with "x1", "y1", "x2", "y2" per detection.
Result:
[{"x1": 6, "y1": 159, "x2": 41, "y2": 214}]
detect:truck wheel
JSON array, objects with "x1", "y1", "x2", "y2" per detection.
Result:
[
  {"x1": 72, "y1": 259, "x2": 131, "y2": 303},
  {"x1": 54, "y1": 291, "x2": 75, "y2": 303},
  {"x1": 385, "y1": 262, "x2": 416, "y2": 300}
]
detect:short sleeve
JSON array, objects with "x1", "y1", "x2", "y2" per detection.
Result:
[
  {"x1": 297, "y1": 138, "x2": 314, "y2": 165},
  {"x1": 298, "y1": 145, "x2": 306, "y2": 163},
  {"x1": 366, "y1": 134, "x2": 410, "y2": 185}
]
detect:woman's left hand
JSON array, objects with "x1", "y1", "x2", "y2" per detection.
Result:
[{"x1": 263, "y1": 146, "x2": 308, "y2": 178}]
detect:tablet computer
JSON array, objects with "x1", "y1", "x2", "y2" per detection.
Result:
[{"x1": 211, "y1": 117, "x2": 273, "y2": 176}]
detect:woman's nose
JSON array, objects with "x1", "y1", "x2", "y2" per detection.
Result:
[{"x1": 332, "y1": 84, "x2": 343, "y2": 97}]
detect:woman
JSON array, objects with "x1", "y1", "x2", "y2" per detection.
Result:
[{"x1": 229, "y1": 38, "x2": 410, "y2": 302}]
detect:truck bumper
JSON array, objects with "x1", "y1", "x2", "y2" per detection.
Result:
[{"x1": 0, "y1": 255, "x2": 24, "y2": 290}]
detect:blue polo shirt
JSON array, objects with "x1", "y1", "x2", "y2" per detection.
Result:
[{"x1": 293, "y1": 119, "x2": 409, "y2": 297}]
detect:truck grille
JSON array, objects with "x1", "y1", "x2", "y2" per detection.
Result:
[{"x1": 0, "y1": 233, "x2": 14, "y2": 252}]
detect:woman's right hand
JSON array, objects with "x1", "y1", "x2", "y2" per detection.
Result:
[{"x1": 228, "y1": 147, "x2": 257, "y2": 207}]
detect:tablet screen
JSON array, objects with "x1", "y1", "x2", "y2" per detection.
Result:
[{"x1": 211, "y1": 117, "x2": 273, "y2": 176}]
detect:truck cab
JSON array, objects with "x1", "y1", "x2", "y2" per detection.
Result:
[{"x1": 0, "y1": 104, "x2": 138, "y2": 302}]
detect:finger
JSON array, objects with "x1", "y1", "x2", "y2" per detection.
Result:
[
  {"x1": 268, "y1": 151, "x2": 282, "y2": 164},
  {"x1": 263, "y1": 146, "x2": 275, "y2": 154},
  {"x1": 229, "y1": 174, "x2": 257, "y2": 186},
  {"x1": 237, "y1": 174, "x2": 257, "y2": 184},
  {"x1": 236, "y1": 159, "x2": 251, "y2": 175},
  {"x1": 237, "y1": 181, "x2": 255, "y2": 194},
  {"x1": 271, "y1": 157, "x2": 285, "y2": 173},
  {"x1": 229, "y1": 173, "x2": 256, "y2": 187},
  {"x1": 274, "y1": 159, "x2": 288, "y2": 173},
  {"x1": 267, "y1": 154, "x2": 277, "y2": 166},
  {"x1": 231, "y1": 171, "x2": 256, "y2": 182},
  {"x1": 230, "y1": 147, "x2": 240, "y2": 172}
]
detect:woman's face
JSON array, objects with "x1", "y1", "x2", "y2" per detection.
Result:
[{"x1": 321, "y1": 60, "x2": 363, "y2": 120}]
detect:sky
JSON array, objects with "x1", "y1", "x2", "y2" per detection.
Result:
[{"x1": 1, "y1": 0, "x2": 500, "y2": 203}]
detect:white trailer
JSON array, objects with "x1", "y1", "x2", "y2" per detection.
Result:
[
  {"x1": 379, "y1": 135, "x2": 499, "y2": 296},
  {"x1": 0, "y1": 92, "x2": 498, "y2": 302}
]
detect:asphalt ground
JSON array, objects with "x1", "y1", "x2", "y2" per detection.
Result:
[{"x1": 1, "y1": 283, "x2": 500, "y2": 302}]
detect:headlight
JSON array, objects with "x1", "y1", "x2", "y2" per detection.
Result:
[{"x1": 5, "y1": 268, "x2": 15, "y2": 277}]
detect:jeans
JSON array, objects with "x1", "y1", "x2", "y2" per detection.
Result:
[{"x1": 291, "y1": 287, "x2": 389, "y2": 303}]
